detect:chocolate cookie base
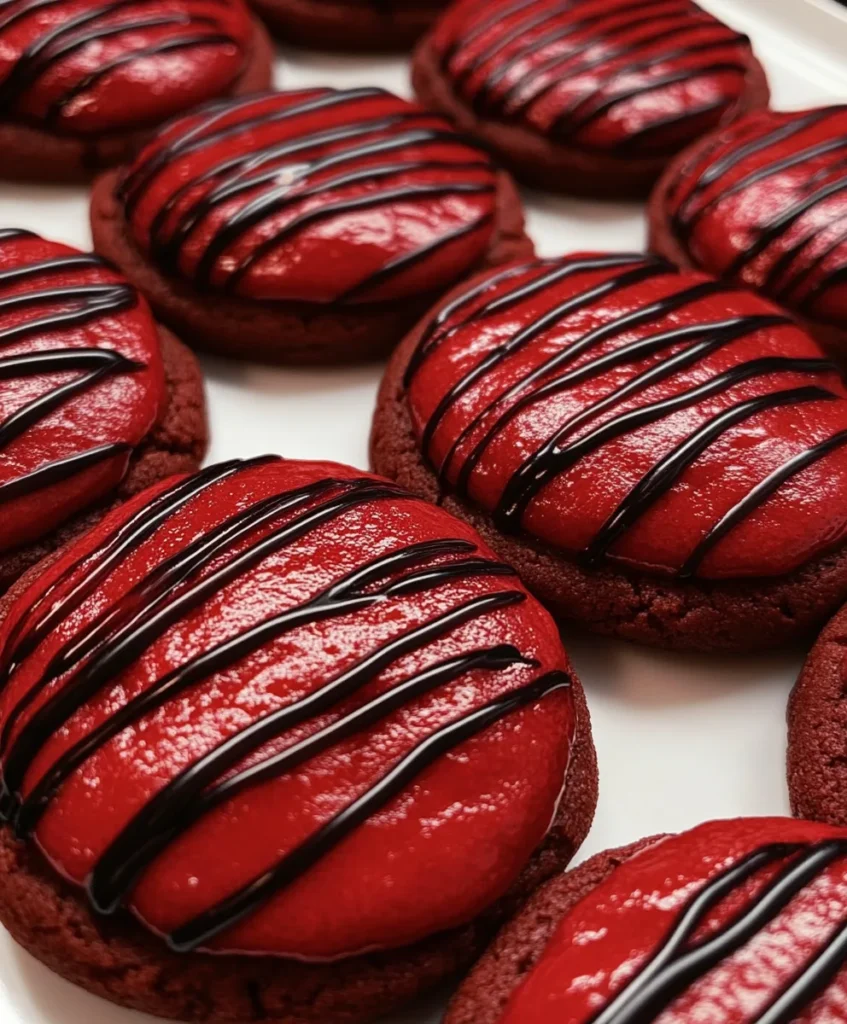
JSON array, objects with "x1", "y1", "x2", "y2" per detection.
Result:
[
  {"x1": 445, "y1": 836, "x2": 665, "y2": 1024},
  {"x1": 0, "y1": 327, "x2": 207, "y2": 597},
  {"x1": 788, "y1": 602, "x2": 847, "y2": 826},
  {"x1": 648, "y1": 143, "x2": 847, "y2": 356},
  {"x1": 370, "y1": 303, "x2": 847, "y2": 653},
  {"x1": 0, "y1": 642, "x2": 596, "y2": 1024},
  {"x1": 251, "y1": 0, "x2": 443, "y2": 51},
  {"x1": 0, "y1": 19, "x2": 274, "y2": 183},
  {"x1": 411, "y1": 33, "x2": 771, "y2": 199},
  {"x1": 90, "y1": 168, "x2": 534, "y2": 365}
]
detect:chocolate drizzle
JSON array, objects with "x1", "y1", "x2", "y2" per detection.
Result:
[
  {"x1": 667, "y1": 106, "x2": 847, "y2": 316},
  {"x1": 0, "y1": 457, "x2": 569, "y2": 951},
  {"x1": 586, "y1": 839, "x2": 847, "y2": 1024},
  {"x1": 439, "y1": 0, "x2": 753, "y2": 155},
  {"x1": 0, "y1": 0, "x2": 245, "y2": 134},
  {"x1": 0, "y1": 233, "x2": 144, "y2": 508},
  {"x1": 118, "y1": 87, "x2": 497, "y2": 302},
  {"x1": 406, "y1": 255, "x2": 847, "y2": 576}
]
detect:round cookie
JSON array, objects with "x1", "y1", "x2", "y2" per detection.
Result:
[
  {"x1": 412, "y1": 0, "x2": 769, "y2": 198},
  {"x1": 90, "y1": 87, "x2": 534, "y2": 365},
  {"x1": 0, "y1": 455, "x2": 597, "y2": 1024},
  {"x1": 249, "y1": 0, "x2": 447, "y2": 52},
  {"x1": 0, "y1": 0, "x2": 273, "y2": 182},
  {"x1": 789, "y1": 599, "x2": 847, "y2": 827},
  {"x1": 650, "y1": 105, "x2": 847, "y2": 354},
  {"x1": 0, "y1": 228, "x2": 206, "y2": 597},
  {"x1": 445, "y1": 818, "x2": 847, "y2": 1024},
  {"x1": 371, "y1": 252, "x2": 847, "y2": 653}
]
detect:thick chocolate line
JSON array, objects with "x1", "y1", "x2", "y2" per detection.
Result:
[
  {"x1": 406, "y1": 255, "x2": 847, "y2": 576},
  {"x1": 586, "y1": 840, "x2": 847, "y2": 1024},
  {"x1": 0, "y1": 457, "x2": 560, "y2": 951}
]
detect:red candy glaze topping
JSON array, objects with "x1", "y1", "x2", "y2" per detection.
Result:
[
  {"x1": 500, "y1": 818, "x2": 847, "y2": 1024},
  {"x1": 660, "y1": 106, "x2": 847, "y2": 332},
  {"x1": 0, "y1": 0, "x2": 254, "y2": 137},
  {"x1": 430, "y1": 0, "x2": 759, "y2": 157},
  {"x1": 0, "y1": 229, "x2": 165, "y2": 555},
  {"x1": 404, "y1": 253, "x2": 847, "y2": 579},
  {"x1": 119, "y1": 88, "x2": 499, "y2": 304},
  {"x1": 0, "y1": 457, "x2": 575, "y2": 959}
]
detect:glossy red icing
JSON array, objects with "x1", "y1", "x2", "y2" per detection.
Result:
[
  {"x1": 659, "y1": 106, "x2": 847, "y2": 332},
  {"x1": 430, "y1": 0, "x2": 759, "y2": 156},
  {"x1": 0, "y1": 230, "x2": 165, "y2": 554},
  {"x1": 0, "y1": 0, "x2": 254, "y2": 137},
  {"x1": 500, "y1": 818, "x2": 847, "y2": 1024},
  {"x1": 120, "y1": 88, "x2": 499, "y2": 304},
  {"x1": 404, "y1": 254, "x2": 847, "y2": 579},
  {"x1": 0, "y1": 458, "x2": 575, "y2": 959}
]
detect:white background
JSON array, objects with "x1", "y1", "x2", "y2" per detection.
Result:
[{"x1": 1, "y1": 1, "x2": 847, "y2": 1022}]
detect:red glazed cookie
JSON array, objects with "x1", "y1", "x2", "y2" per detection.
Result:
[
  {"x1": 650, "y1": 105, "x2": 847, "y2": 353},
  {"x1": 0, "y1": 228, "x2": 206, "y2": 597},
  {"x1": 249, "y1": 0, "x2": 447, "y2": 51},
  {"x1": 412, "y1": 0, "x2": 769, "y2": 198},
  {"x1": 90, "y1": 87, "x2": 534, "y2": 365},
  {"x1": 0, "y1": 456, "x2": 596, "y2": 1023},
  {"x1": 446, "y1": 818, "x2": 847, "y2": 1024},
  {"x1": 0, "y1": 0, "x2": 273, "y2": 182},
  {"x1": 371, "y1": 252, "x2": 847, "y2": 652}
]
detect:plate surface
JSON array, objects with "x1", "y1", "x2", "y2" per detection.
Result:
[{"x1": 0, "y1": 2, "x2": 846, "y2": 1022}]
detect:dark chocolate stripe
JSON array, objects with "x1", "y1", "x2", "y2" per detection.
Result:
[
  {"x1": 583, "y1": 384, "x2": 834, "y2": 564},
  {"x1": 587, "y1": 840, "x2": 847, "y2": 1024},
  {"x1": 0, "y1": 442, "x2": 131, "y2": 506}
]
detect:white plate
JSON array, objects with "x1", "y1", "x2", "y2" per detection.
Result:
[{"x1": 0, "y1": 3, "x2": 846, "y2": 1022}]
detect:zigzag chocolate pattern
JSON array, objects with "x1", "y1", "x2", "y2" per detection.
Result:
[
  {"x1": 0, "y1": 457, "x2": 569, "y2": 952},
  {"x1": 437, "y1": 0, "x2": 753, "y2": 155},
  {"x1": 119, "y1": 87, "x2": 496, "y2": 300},
  {"x1": 587, "y1": 839, "x2": 847, "y2": 1024},
  {"x1": 405, "y1": 254, "x2": 847, "y2": 577},
  {"x1": 0, "y1": 0, "x2": 246, "y2": 132},
  {"x1": 0, "y1": 229, "x2": 142, "y2": 508},
  {"x1": 666, "y1": 106, "x2": 847, "y2": 319}
]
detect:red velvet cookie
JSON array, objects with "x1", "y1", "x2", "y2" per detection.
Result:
[
  {"x1": 90, "y1": 87, "x2": 534, "y2": 365},
  {"x1": 650, "y1": 105, "x2": 847, "y2": 354},
  {"x1": 446, "y1": 818, "x2": 847, "y2": 1024},
  {"x1": 249, "y1": 0, "x2": 447, "y2": 51},
  {"x1": 371, "y1": 252, "x2": 847, "y2": 652},
  {"x1": 412, "y1": 0, "x2": 769, "y2": 198},
  {"x1": 0, "y1": 0, "x2": 273, "y2": 182},
  {"x1": 789, "y1": 599, "x2": 847, "y2": 827},
  {"x1": 0, "y1": 455, "x2": 596, "y2": 1023},
  {"x1": 0, "y1": 228, "x2": 206, "y2": 597}
]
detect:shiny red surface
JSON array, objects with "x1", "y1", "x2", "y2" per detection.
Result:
[
  {"x1": 430, "y1": 0, "x2": 757, "y2": 156},
  {"x1": 661, "y1": 106, "x2": 847, "y2": 330},
  {"x1": 0, "y1": 232, "x2": 165, "y2": 554},
  {"x1": 0, "y1": 459, "x2": 575, "y2": 959},
  {"x1": 406, "y1": 255, "x2": 847, "y2": 578},
  {"x1": 123, "y1": 89, "x2": 498, "y2": 304},
  {"x1": 0, "y1": 0, "x2": 253, "y2": 136},
  {"x1": 501, "y1": 818, "x2": 847, "y2": 1024}
]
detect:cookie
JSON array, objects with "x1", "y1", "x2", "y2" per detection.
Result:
[
  {"x1": 90, "y1": 87, "x2": 534, "y2": 365},
  {"x1": 650, "y1": 105, "x2": 847, "y2": 354},
  {"x1": 0, "y1": 455, "x2": 597, "y2": 1024},
  {"x1": 0, "y1": 228, "x2": 207, "y2": 597},
  {"x1": 249, "y1": 0, "x2": 446, "y2": 52},
  {"x1": 446, "y1": 818, "x2": 847, "y2": 1024},
  {"x1": 0, "y1": 0, "x2": 273, "y2": 182},
  {"x1": 371, "y1": 252, "x2": 847, "y2": 653},
  {"x1": 412, "y1": 0, "x2": 770, "y2": 198}
]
